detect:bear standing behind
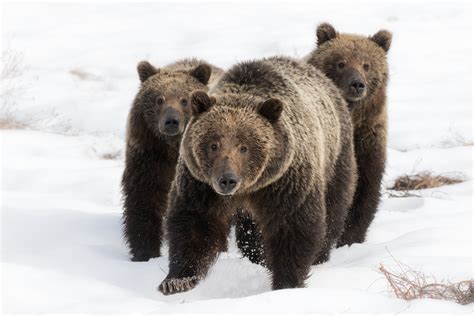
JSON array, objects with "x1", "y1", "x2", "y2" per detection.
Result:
[
  {"x1": 306, "y1": 23, "x2": 392, "y2": 246},
  {"x1": 159, "y1": 57, "x2": 357, "y2": 295},
  {"x1": 122, "y1": 59, "x2": 222, "y2": 262}
]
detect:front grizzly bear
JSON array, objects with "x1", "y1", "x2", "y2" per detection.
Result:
[
  {"x1": 306, "y1": 23, "x2": 392, "y2": 246},
  {"x1": 122, "y1": 59, "x2": 223, "y2": 261},
  {"x1": 159, "y1": 57, "x2": 357, "y2": 295}
]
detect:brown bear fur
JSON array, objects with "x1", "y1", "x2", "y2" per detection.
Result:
[
  {"x1": 122, "y1": 59, "x2": 223, "y2": 261},
  {"x1": 159, "y1": 56, "x2": 357, "y2": 295},
  {"x1": 234, "y1": 208, "x2": 266, "y2": 266},
  {"x1": 307, "y1": 23, "x2": 391, "y2": 246}
]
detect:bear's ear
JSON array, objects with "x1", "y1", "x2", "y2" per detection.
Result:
[
  {"x1": 316, "y1": 23, "x2": 337, "y2": 46},
  {"x1": 190, "y1": 64, "x2": 212, "y2": 85},
  {"x1": 137, "y1": 61, "x2": 159, "y2": 83},
  {"x1": 370, "y1": 30, "x2": 392, "y2": 52},
  {"x1": 191, "y1": 90, "x2": 214, "y2": 115},
  {"x1": 257, "y1": 98, "x2": 284, "y2": 123}
]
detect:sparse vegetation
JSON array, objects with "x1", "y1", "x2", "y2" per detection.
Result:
[
  {"x1": 379, "y1": 261, "x2": 474, "y2": 305},
  {"x1": 0, "y1": 118, "x2": 28, "y2": 129},
  {"x1": 100, "y1": 150, "x2": 122, "y2": 160},
  {"x1": 1, "y1": 49, "x2": 28, "y2": 129},
  {"x1": 91, "y1": 143, "x2": 123, "y2": 161},
  {"x1": 389, "y1": 171, "x2": 463, "y2": 191},
  {"x1": 69, "y1": 69, "x2": 101, "y2": 81},
  {"x1": 385, "y1": 190, "x2": 421, "y2": 199}
]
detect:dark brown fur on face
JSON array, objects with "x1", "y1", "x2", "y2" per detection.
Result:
[
  {"x1": 121, "y1": 59, "x2": 222, "y2": 262},
  {"x1": 307, "y1": 23, "x2": 392, "y2": 246},
  {"x1": 159, "y1": 57, "x2": 357, "y2": 295}
]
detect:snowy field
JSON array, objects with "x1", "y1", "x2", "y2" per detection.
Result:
[{"x1": 1, "y1": 1, "x2": 472, "y2": 314}]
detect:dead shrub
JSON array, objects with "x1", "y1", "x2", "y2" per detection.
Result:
[
  {"x1": 69, "y1": 69, "x2": 101, "y2": 81},
  {"x1": 0, "y1": 118, "x2": 27, "y2": 129},
  {"x1": 1, "y1": 49, "x2": 28, "y2": 129},
  {"x1": 100, "y1": 151, "x2": 121, "y2": 160},
  {"x1": 389, "y1": 171, "x2": 463, "y2": 191},
  {"x1": 379, "y1": 261, "x2": 474, "y2": 305},
  {"x1": 384, "y1": 190, "x2": 421, "y2": 199}
]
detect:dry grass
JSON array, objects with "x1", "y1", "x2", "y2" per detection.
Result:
[
  {"x1": 0, "y1": 117, "x2": 28, "y2": 129},
  {"x1": 385, "y1": 190, "x2": 421, "y2": 199},
  {"x1": 100, "y1": 151, "x2": 122, "y2": 160},
  {"x1": 69, "y1": 69, "x2": 101, "y2": 81},
  {"x1": 389, "y1": 171, "x2": 463, "y2": 191},
  {"x1": 379, "y1": 262, "x2": 474, "y2": 305},
  {"x1": 1, "y1": 49, "x2": 29, "y2": 129},
  {"x1": 91, "y1": 146, "x2": 123, "y2": 160}
]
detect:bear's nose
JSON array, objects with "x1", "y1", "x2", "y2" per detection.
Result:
[
  {"x1": 218, "y1": 173, "x2": 238, "y2": 194},
  {"x1": 161, "y1": 116, "x2": 181, "y2": 136},
  {"x1": 165, "y1": 118, "x2": 179, "y2": 127},
  {"x1": 350, "y1": 80, "x2": 366, "y2": 95}
]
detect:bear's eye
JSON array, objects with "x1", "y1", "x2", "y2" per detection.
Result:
[
  {"x1": 180, "y1": 99, "x2": 188, "y2": 107},
  {"x1": 156, "y1": 96, "x2": 165, "y2": 105},
  {"x1": 211, "y1": 143, "x2": 218, "y2": 151},
  {"x1": 240, "y1": 145, "x2": 248, "y2": 153},
  {"x1": 363, "y1": 63, "x2": 370, "y2": 71},
  {"x1": 337, "y1": 62, "x2": 345, "y2": 69}
]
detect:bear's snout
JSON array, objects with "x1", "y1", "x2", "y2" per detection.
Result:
[
  {"x1": 159, "y1": 109, "x2": 183, "y2": 136},
  {"x1": 213, "y1": 172, "x2": 241, "y2": 196},
  {"x1": 341, "y1": 68, "x2": 367, "y2": 101},
  {"x1": 349, "y1": 80, "x2": 366, "y2": 96}
]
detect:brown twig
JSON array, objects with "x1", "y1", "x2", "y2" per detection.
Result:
[
  {"x1": 379, "y1": 254, "x2": 473, "y2": 305},
  {"x1": 389, "y1": 171, "x2": 463, "y2": 191}
]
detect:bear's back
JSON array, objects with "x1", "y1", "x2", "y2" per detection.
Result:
[
  {"x1": 217, "y1": 57, "x2": 344, "y2": 126},
  {"x1": 165, "y1": 58, "x2": 224, "y2": 89},
  {"x1": 216, "y1": 57, "x2": 349, "y2": 180},
  {"x1": 217, "y1": 58, "x2": 290, "y2": 97}
]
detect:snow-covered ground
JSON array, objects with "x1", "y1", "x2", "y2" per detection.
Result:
[{"x1": 1, "y1": 1, "x2": 472, "y2": 314}]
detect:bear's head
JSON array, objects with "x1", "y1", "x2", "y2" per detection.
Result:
[
  {"x1": 135, "y1": 61, "x2": 212, "y2": 138},
  {"x1": 182, "y1": 91, "x2": 284, "y2": 196},
  {"x1": 308, "y1": 23, "x2": 392, "y2": 104}
]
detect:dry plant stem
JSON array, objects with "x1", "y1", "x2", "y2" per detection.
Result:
[
  {"x1": 389, "y1": 171, "x2": 463, "y2": 191},
  {"x1": 1, "y1": 49, "x2": 27, "y2": 129},
  {"x1": 379, "y1": 257, "x2": 474, "y2": 305}
]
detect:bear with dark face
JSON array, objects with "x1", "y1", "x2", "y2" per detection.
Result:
[
  {"x1": 122, "y1": 59, "x2": 222, "y2": 262},
  {"x1": 307, "y1": 23, "x2": 392, "y2": 246},
  {"x1": 159, "y1": 57, "x2": 357, "y2": 295}
]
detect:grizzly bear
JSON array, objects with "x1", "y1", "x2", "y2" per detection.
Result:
[
  {"x1": 306, "y1": 23, "x2": 392, "y2": 246},
  {"x1": 158, "y1": 56, "x2": 357, "y2": 295},
  {"x1": 122, "y1": 59, "x2": 223, "y2": 262}
]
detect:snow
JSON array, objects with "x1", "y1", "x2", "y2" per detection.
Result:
[{"x1": 1, "y1": 1, "x2": 472, "y2": 314}]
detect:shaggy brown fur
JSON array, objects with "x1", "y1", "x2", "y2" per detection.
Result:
[
  {"x1": 307, "y1": 23, "x2": 392, "y2": 246},
  {"x1": 122, "y1": 59, "x2": 223, "y2": 261},
  {"x1": 159, "y1": 56, "x2": 357, "y2": 295},
  {"x1": 234, "y1": 208, "x2": 266, "y2": 266}
]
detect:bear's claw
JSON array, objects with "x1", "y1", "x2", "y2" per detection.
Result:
[{"x1": 158, "y1": 276, "x2": 199, "y2": 295}]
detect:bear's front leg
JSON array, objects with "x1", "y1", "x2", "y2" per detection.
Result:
[
  {"x1": 234, "y1": 209, "x2": 266, "y2": 266},
  {"x1": 159, "y1": 179, "x2": 230, "y2": 295},
  {"x1": 259, "y1": 189, "x2": 326, "y2": 290},
  {"x1": 122, "y1": 159, "x2": 168, "y2": 262},
  {"x1": 122, "y1": 196, "x2": 164, "y2": 262},
  {"x1": 338, "y1": 127, "x2": 386, "y2": 247}
]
